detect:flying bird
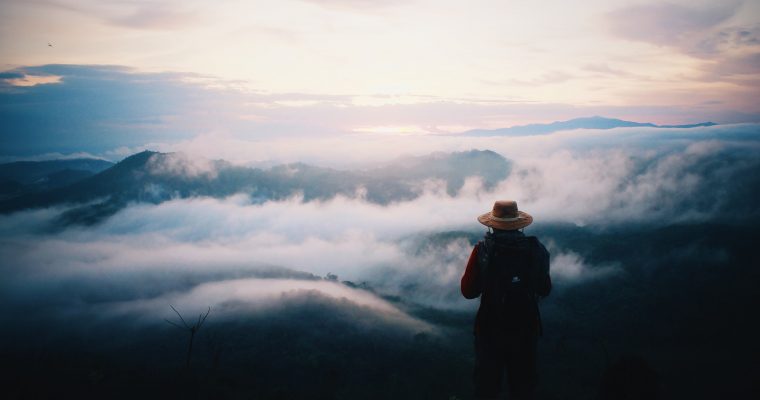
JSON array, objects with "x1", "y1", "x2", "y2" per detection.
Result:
[{"x1": 48, "y1": 42, "x2": 53, "y2": 47}]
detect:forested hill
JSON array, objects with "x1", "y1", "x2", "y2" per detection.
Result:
[{"x1": 0, "y1": 149, "x2": 511, "y2": 225}]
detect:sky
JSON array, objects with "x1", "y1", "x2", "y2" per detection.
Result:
[{"x1": 1, "y1": 0, "x2": 760, "y2": 159}]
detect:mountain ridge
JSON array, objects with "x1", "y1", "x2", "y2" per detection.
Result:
[
  {"x1": 462, "y1": 116, "x2": 717, "y2": 137},
  {"x1": 0, "y1": 158, "x2": 114, "y2": 198},
  {"x1": 0, "y1": 149, "x2": 511, "y2": 225}
]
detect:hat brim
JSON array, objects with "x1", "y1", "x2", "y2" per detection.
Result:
[{"x1": 477, "y1": 210, "x2": 533, "y2": 230}]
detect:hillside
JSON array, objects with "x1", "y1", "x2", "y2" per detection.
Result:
[
  {"x1": 0, "y1": 158, "x2": 113, "y2": 198},
  {"x1": 0, "y1": 149, "x2": 511, "y2": 225}
]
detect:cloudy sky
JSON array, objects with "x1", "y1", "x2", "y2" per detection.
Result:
[{"x1": 1, "y1": 0, "x2": 760, "y2": 158}]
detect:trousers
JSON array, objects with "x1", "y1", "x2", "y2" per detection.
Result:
[{"x1": 474, "y1": 331, "x2": 537, "y2": 399}]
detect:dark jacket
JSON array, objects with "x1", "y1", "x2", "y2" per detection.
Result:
[{"x1": 461, "y1": 230, "x2": 551, "y2": 335}]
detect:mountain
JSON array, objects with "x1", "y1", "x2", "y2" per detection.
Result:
[
  {"x1": 462, "y1": 116, "x2": 717, "y2": 137},
  {"x1": 0, "y1": 158, "x2": 113, "y2": 184},
  {"x1": 0, "y1": 158, "x2": 113, "y2": 198},
  {"x1": 0, "y1": 150, "x2": 511, "y2": 225}
]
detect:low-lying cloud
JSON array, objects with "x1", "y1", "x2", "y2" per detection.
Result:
[{"x1": 2, "y1": 124, "x2": 758, "y2": 324}]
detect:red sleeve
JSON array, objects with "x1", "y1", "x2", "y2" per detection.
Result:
[{"x1": 461, "y1": 244, "x2": 481, "y2": 299}]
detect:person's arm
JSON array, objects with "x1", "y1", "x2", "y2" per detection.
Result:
[
  {"x1": 538, "y1": 274, "x2": 552, "y2": 298},
  {"x1": 461, "y1": 244, "x2": 482, "y2": 299}
]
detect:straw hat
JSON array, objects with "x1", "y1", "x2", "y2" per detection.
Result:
[{"x1": 477, "y1": 200, "x2": 533, "y2": 230}]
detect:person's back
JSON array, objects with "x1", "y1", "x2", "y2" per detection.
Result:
[{"x1": 461, "y1": 200, "x2": 551, "y2": 399}]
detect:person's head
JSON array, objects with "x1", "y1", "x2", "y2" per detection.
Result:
[{"x1": 477, "y1": 200, "x2": 532, "y2": 231}]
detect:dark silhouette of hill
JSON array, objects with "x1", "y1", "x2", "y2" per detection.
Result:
[
  {"x1": 599, "y1": 356, "x2": 660, "y2": 400},
  {"x1": 0, "y1": 158, "x2": 113, "y2": 198},
  {"x1": 0, "y1": 149, "x2": 511, "y2": 225},
  {"x1": 0, "y1": 158, "x2": 113, "y2": 184},
  {"x1": 1, "y1": 288, "x2": 473, "y2": 400},
  {"x1": 0, "y1": 151, "x2": 155, "y2": 215},
  {"x1": 462, "y1": 116, "x2": 717, "y2": 136}
]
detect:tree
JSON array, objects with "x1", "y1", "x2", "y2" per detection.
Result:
[{"x1": 165, "y1": 304, "x2": 211, "y2": 369}]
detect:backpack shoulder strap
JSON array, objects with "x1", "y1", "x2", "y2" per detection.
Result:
[{"x1": 476, "y1": 238, "x2": 493, "y2": 275}]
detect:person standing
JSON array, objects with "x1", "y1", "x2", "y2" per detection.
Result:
[{"x1": 461, "y1": 200, "x2": 552, "y2": 399}]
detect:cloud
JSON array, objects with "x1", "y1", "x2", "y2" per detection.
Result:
[
  {"x1": 0, "y1": 151, "x2": 105, "y2": 164},
  {"x1": 107, "y1": 278, "x2": 428, "y2": 329},
  {"x1": 298, "y1": 0, "x2": 409, "y2": 12},
  {"x1": 544, "y1": 245, "x2": 619, "y2": 283},
  {"x1": 4, "y1": 64, "x2": 759, "y2": 159},
  {"x1": 152, "y1": 120, "x2": 760, "y2": 170},
  {"x1": 701, "y1": 51, "x2": 760, "y2": 79},
  {"x1": 606, "y1": 1, "x2": 740, "y2": 49},
  {"x1": 146, "y1": 151, "x2": 220, "y2": 179},
  {"x1": 582, "y1": 63, "x2": 639, "y2": 78},
  {"x1": 693, "y1": 24, "x2": 760, "y2": 56},
  {"x1": 0, "y1": 65, "x2": 228, "y2": 155},
  {"x1": 0, "y1": 201, "x2": 436, "y2": 332},
  {"x1": 107, "y1": 3, "x2": 200, "y2": 30},
  {"x1": 508, "y1": 70, "x2": 576, "y2": 86},
  {"x1": 24, "y1": 0, "x2": 200, "y2": 31},
  {"x1": 1, "y1": 124, "x2": 758, "y2": 319},
  {"x1": 0, "y1": 71, "x2": 62, "y2": 89},
  {"x1": 605, "y1": 2, "x2": 760, "y2": 81}
]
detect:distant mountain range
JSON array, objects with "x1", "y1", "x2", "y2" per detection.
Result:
[
  {"x1": 0, "y1": 150, "x2": 510, "y2": 225},
  {"x1": 0, "y1": 158, "x2": 114, "y2": 199},
  {"x1": 462, "y1": 116, "x2": 717, "y2": 137}
]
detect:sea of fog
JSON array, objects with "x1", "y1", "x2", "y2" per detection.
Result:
[{"x1": 1, "y1": 124, "x2": 758, "y2": 399}]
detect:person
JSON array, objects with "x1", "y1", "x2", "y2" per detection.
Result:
[{"x1": 461, "y1": 200, "x2": 552, "y2": 400}]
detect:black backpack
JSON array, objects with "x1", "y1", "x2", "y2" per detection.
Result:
[{"x1": 476, "y1": 234, "x2": 549, "y2": 335}]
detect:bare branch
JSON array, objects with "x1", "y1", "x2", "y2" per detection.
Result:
[
  {"x1": 197, "y1": 306, "x2": 211, "y2": 330},
  {"x1": 164, "y1": 319, "x2": 184, "y2": 330},
  {"x1": 169, "y1": 304, "x2": 190, "y2": 329},
  {"x1": 165, "y1": 304, "x2": 212, "y2": 370}
]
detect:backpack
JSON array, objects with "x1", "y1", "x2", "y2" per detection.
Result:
[{"x1": 476, "y1": 233, "x2": 549, "y2": 335}]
